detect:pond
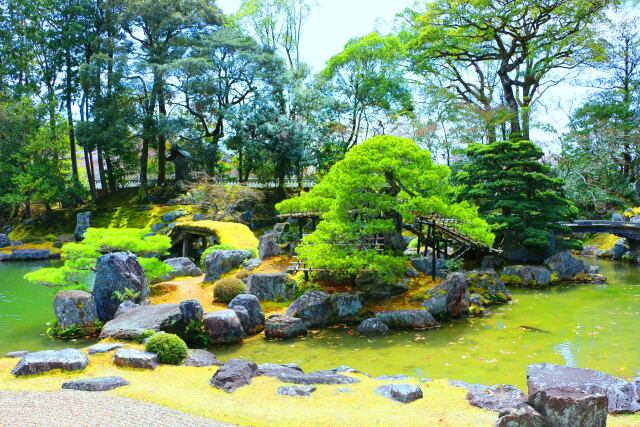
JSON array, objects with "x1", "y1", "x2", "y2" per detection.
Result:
[{"x1": 1, "y1": 258, "x2": 638, "y2": 388}]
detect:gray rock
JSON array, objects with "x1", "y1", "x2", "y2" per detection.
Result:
[
  {"x1": 529, "y1": 388, "x2": 607, "y2": 427},
  {"x1": 245, "y1": 273, "x2": 297, "y2": 301},
  {"x1": 258, "y1": 363, "x2": 303, "y2": 377},
  {"x1": 258, "y1": 232, "x2": 283, "y2": 259},
  {"x1": 0, "y1": 233, "x2": 10, "y2": 248},
  {"x1": 375, "y1": 310, "x2": 439, "y2": 331},
  {"x1": 612, "y1": 238, "x2": 629, "y2": 260},
  {"x1": 114, "y1": 300, "x2": 140, "y2": 318},
  {"x1": 87, "y1": 343, "x2": 122, "y2": 355},
  {"x1": 481, "y1": 255, "x2": 504, "y2": 270},
  {"x1": 53, "y1": 290, "x2": 98, "y2": 330},
  {"x1": 62, "y1": 376, "x2": 129, "y2": 392},
  {"x1": 242, "y1": 258, "x2": 262, "y2": 271},
  {"x1": 74, "y1": 211, "x2": 92, "y2": 241},
  {"x1": 271, "y1": 222, "x2": 290, "y2": 242},
  {"x1": 228, "y1": 294, "x2": 264, "y2": 335},
  {"x1": 182, "y1": 349, "x2": 221, "y2": 367},
  {"x1": 164, "y1": 257, "x2": 202, "y2": 278},
  {"x1": 203, "y1": 309, "x2": 246, "y2": 344},
  {"x1": 465, "y1": 269, "x2": 512, "y2": 303},
  {"x1": 527, "y1": 363, "x2": 640, "y2": 413},
  {"x1": 411, "y1": 257, "x2": 445, "y2": 278},
  {"x1": 151, "y1": 223, "x2": 165, "y2": 232},
  {"x1": 543, "y1": 251, "x2": 588, "y2": 281},
  {"x1": 450, "y1": 381, "x2": 527, "y2": 412},
  {"x1": 11, "y1": 349, "x2": 88, "y2": 376},
  {"x1": 210, "y1": 359, "x2": 259, "y2": 393},
  {"x1": 277, "y1": 385, "x2": 316, "y2": 397},
  {"x1": 495, "y1": 404, "x2": 545, "y2": 427},
  {"x1": 376, "y1": 384, "x2": 423, "y2": 403},
  {"x1": 581, "y1": 245, "x2": 599, "y2": 257},
  {"x1": 469, "y1": 293, "x2": 483, "y2": 306},
  {"x1": 277, "y1": 371, "x2": 360, "y2": 385},
  {"x1": 330, "y1": 293, "x2": 363, "y2": 323},
  {"x1": 99, "y1": 303, "x2": 183, "y2": 340},
  {"x1": 0, "y1": 249, "x2": 53, "y2": 261},
  {"x1": 203, "y1": 250, "x2": 252, "y2": 282},
  {"x1": 631, "y1": 216, "x2": 640, "y2": 224},
  {"x1": 264, "y1": 315, "x2": 307, "y2": 340},
  {"x1": 423, "y1": 272, "x2": 469, "y2": 318},
  {"x1": 93, "y1": 252, "x2": 149, "y2": 322},
  {"x1": 376, "y1": 374, "x2": 409, "y2": 381},
  {"x1": 357, "y1": 318, "x2": 390, "y2": 335},
  {"x1": 612, "y1": 212, "x2": 624, "y2": 222},
  {"x1": 501, "y1": 265, "x2": 552, "y2": 287},
  {"x1": 161, "y1": 210, "x2": 185, "y2": 222},
  {"x1": 285, "y1": 291, "x2": 331, "y2": 328},
  {"x1": 192, "y1": 213, "x2": 210, "y2": 221},
  {"x1": 180, "y1": 299, "x2": 203, "y2": 324},
  {"x1": 354, "y1": 270, "x2": 409, "y2": 299},
  {"x1": 5, "y1": 351, "x2": 29, "y2": 358},
  {"x1": 113, "y1": 349, "x2": 158, "y2": 369}
]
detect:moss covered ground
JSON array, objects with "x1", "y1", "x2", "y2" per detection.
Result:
[{"x1": 584, "y1": 232, "x2": 619, "y2": 251}]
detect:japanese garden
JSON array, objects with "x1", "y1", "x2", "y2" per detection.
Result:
[{"x1": 1, "y1": 0, "x2": 640, "y2": 426}]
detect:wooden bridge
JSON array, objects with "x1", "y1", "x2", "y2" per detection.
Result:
[{"x1": 560, "y1": 220, "x2": 640, "y2": 244}]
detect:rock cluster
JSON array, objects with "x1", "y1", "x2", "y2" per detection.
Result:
[{"x1": 204, "y1": 250, "x2": 252, "y2": 282}]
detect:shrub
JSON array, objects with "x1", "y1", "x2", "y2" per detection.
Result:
[
  {"x1": 136, "y1": 329, "x2": 157, "y2": 344},
  {"x1": 145, "y1": 333, "x2": 189, "y2": 364},
  {"x1": 112, "y1": 287, "x2": 142, "y2": 303},
  {"x1": 213, "y1": 277, "x2": 246, "y2": 302},
  {"x1": 184, "y1": 319, "x2": 208, "y2": 347},
  {"x1": 138, "y1": 257, "x2": 172, "y2": 283}
]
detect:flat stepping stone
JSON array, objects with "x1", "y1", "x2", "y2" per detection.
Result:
[
  {"x1": 277, "y1": 371, "x2": 360, "y2": 385},
  {"x1": 210, "y1": 359, "x2": 258, "y2": 393},
  {"x1": 376, "y1": 374, "x2": 409, "y2": 381},
  {"x1": 11, "y1": 349, "x2": 88, "y2": 376},
  {"x1": 277, "y1": 385, "x2": 316, "y2": 397},
  {"x1": 5, "y1": 351, "x2": 29, "y2": 358},
  {"x1": 258, "y1": 363, "x2": 303, "y2": 377},
  {"x1": 182, "y1": 349, "x2": 221, "y2": 367},
  {"x1": 113, "y1": 349, "x2": 158, "y2": 370},
  {"x1": 87, "y1": 343, "x2": 122, "y2": 355},
  {"x1": 376, "y1": 384, "x2": 423, "y2": 403},
  {"x1": 62, "y1": 376, "x2": 129, "y2": 392}
]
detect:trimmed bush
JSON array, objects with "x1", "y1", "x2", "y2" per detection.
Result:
[
  {"x1": 145, "y1": 333, "x2": 188, "y2": 364},
  {"x1": 213, "y1": 277, "x2": 247, "y2": 302}
]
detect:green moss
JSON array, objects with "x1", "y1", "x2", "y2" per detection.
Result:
[
  {"x1": 145, "y1": 333, "x2": 188, "y2": 365},
  {"x1": 213, "y1": 277, "x2": 247, "y2": 302},
  {"x1": 500, "y1": 274, "x2": 523, "y2": 286},
  {"x1": 138, "y1": 258, "x2": 173, "y2": 284}
]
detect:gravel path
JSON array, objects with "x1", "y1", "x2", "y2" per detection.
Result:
[{"x1": 0, "y1": 390, "x2": 233, "y2": 427}]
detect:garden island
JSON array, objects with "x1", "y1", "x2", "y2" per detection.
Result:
[{"x1": 0, "y1": 0, "x2": 639, "y2": 426}]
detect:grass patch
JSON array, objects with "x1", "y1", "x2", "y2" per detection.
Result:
[
  {"x1": 173, "y1": 220, "x2": 258, "y2": 251},
  {"x1": 584, "y1": 233, "x2": 619, "y2": 251}
]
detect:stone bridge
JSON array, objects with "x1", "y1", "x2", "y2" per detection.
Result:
[{"x1": 561, "y1": 220, "x2": 640, "y2": 248}]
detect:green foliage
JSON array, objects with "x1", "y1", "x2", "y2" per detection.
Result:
[
  {"x1": 183, "y1": 319, "x2": 209, "y2": 347},
  {"x1": 278, "y1": 135, "x2": 493, "y2": 283},
  {"x1": 138, "y1": 257, "x2": 173, "y2": 284},
  {"x1": 46, "y1": 319, "x2": 103, "y2": 339},
  {"x1": 213, "y1": 277, "x2": 247, "y2": 302},
  {"x1": 145, "y1": 333, "x2": 189, "y2": 365},
  {"x1": 457, "y1": 140, "x2": 578, "y2": 257},
  {"x1": 442, "y1": 259, "x2": 463, "y2": 273},
  {"x1": 112, "y1": 287, "x2": 142, "y2": 303},
  {"x1": 136, "y1": 329, "x2": 158, "y2": 344}
]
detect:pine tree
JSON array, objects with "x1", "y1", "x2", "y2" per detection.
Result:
[{"x1": 457, "y1": 140, "x2": 579, "y2": 262}]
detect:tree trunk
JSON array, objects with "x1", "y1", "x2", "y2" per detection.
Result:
[
  {"x1": 97, "y1": 148, "x2": 108, "y2": 193},
  {"x1": 155, "y1": 71, "x2": 167, "y2": 186},
  {"x1": 65, "y1": 46, "x2": 79, "y2": 186},
  {"x1": 105, "y1": 155, "x2": 117, "y2": 192},
  {"x1": 500, "y1": 76, "x2": 522, "y2": 140}
]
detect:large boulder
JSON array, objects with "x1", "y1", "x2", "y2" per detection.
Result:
[
  {"x1": 422, "y1": 272, "x2": 469, "y2": 318},
  {"x1": 74, "y1": 211, "x2": 92, "y2": 241},
  {"x1": 376, "y1": 384, "x2": 423, "y2": 404},
  {"x1": 612, "y1": 212, "x2": 624, "y2": 222},
  {"x1": 113, "y1": 349, "x2": 158, "y2": 369},
  {"x1": 411, "y1": 257, "x2": 445, "y2": 278},
  {"x1": 258, "y1": 363, "x2": 303, "y2": 377},
  {"x1": 93, "y1": 252, "x2": 149, "y2": 322},
  {"x1": 258, "y1": 232, "x2": 284, "y2": 259},
  {"x1": 495, "y1": 404, "x2": 545, "y2": 427},
  {"x1": 53, "y1": 290, "x2": 98, "y2": 330},
  {"x1": 0, "y1": 233, "x2": 10, "y2": 248},
  {"x1": 529, "y1": 388, "x2": 607, "y2": 427},
  {"x1": 62, "y1": 376, "x2": 129, "y2": 392},
  {"x1": 464, "y1": 269, "x2": 511, "y2": 304},
  {"x1": 99, "y1": 303, "x2": 183, "y2": 340},
  {"x1": 182, "y1": 349, "x2": 221, "y2": 367},
  {"x1": 330, "y1": 293, "x2": 363, "y2": 323},
  {"x1": 204, "y1": 250, "x2": 252, "y2": 282},
  {"x1": 543, "y1": 251, "x2": 588, "y2": 281},
  {"x1": 354, "y1": 270, "x2": 408, "y2": 300},
  {"x1": 612, "y1": 239, "x2": 628, "y2": 260},
  {"x1": 203, "y1": 309, "x2": 246, "y2": 344},
  {"x1": 179, "y1": 299, "x2": 203, "y2": 324},
  {"x1": 357, "y1": 318, "x2": 390, "y2": 335},
  {"x1": 210, "y1": 358, "x2": 259, "y2": 393},
  {"x1": 450, "y1": 381, "x2": 527, "y2": 412},
  {"x1": 527, "y1": 363, "x2": 640, "y2": 413},
  {"x1": 11, "y1": 349, "x2": 88, "y2": 376},
  {"x1": 163, "y1": 257, "x2": 202, "y2": 278},
  {"x1": 244, "y1": 273, "x2": 297, "y2": 301},
  {"x1": 264, "y1": 315, "x2": 307, "y2": 339},
  {"x1": 501, "y1": 265, "x2": 551, "y2": 287},
  {"x1": 375, "y1": 310, "x2": 439, "y2": 331},
  {"x1": 228, "y1": 294, "x2": 265, "y2": 335},
  {"x1": 285, "y1": 291, "x2": 331, "y2": 328}
]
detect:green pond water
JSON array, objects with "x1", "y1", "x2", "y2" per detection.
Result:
[{"x1": 1, "y1": 258, "x2": 638, "y2": 388}]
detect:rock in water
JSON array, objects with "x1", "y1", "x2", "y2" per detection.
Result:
[
  {"x1": 93, "y1": 252, "x2": 149, "y2": 322},
  {"x1": 113, "y1": 349, "x2": 158, "y2": 370},
  {"x1": 11, "y1": 349, "x2": 88, "y2": 376},
  {"x1": 528, "y1": 388, "x2": 607, "y2": 427},
  {"x1": 527, "y1": 363, "x2": 640, "y2": 413},
  {"x1": 228, "y1": 294, "x2": 265, "y2": 335},
  {"x1": 422, "y1": 272, "x2": 469, "y2": 318},
  {"x1": 53, "y1": 290, "x2": 98, "y2": 330},
  {"x1": 376, "y1": 384, "x2": 423, "y2": 403},
  {"x1": 203, "y1": 250, "x2": 252, "y2": 282},
  {"x1": 501, "y1": 265, "x2": 552, "y2": 287},
  {"x1": 285, "y1": 291, "x2": 331, "y2": 328},
  {"x1": 87, "y1": 343, "x2": 122, "y2": 355},
  {"x1": 258, "y1": 363, "x2": 304, "y2": 377},
  {"x1": 258, "y1": 232, "x2": 283, "y2": 259},
  {"x1": 543, "y1": 251, "x2": 587, "y2": 281},
  {"x1": 354, "y1": 270, "x2": 409, "y2": 299},
  {"x1": 182, "y1": 349, "x2": 221, "y2": 367},
  {"x1": 62, "y1": 376, "x2": 129, "y2": 392},
  {"x1": 264, "y1": 315, "x2": 307, "y2": 339},
  {"x1": 163, "y1": 257, "x2": 202, "y2": 278},
  {"x1": 277, "y1": 385, "x2": 316, "y2": 397},
  {"x1": 210, "y1": 359, "x2": 259, "y2": 393},
  {"x1": 495, "y1": 404, "x2": 545, "y2": 427},
  {"x1": 357, "y1": 318, "x2": 390, "y2": 335},
  {"x1": 330, "y1": 293, "x2": 363, "y2": 323},
  {"x1": 375, "y1": 310, "x2": 439, "y2": 331},
  {"x1": 244, "y1": 273, "x2": 297, "y2": 301},
  {"x1": 464, "y1": 269, "x2": 511, "y2": 303},
  {"x1": 99, "y1": 303, "x2": 183, "y2": 340},
  {"x1": 203, "y1": 310, "x2": 246, "y2": 344},
  {"x1": 74, "y1": 211, "x2": 92, "y2": 241}
]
